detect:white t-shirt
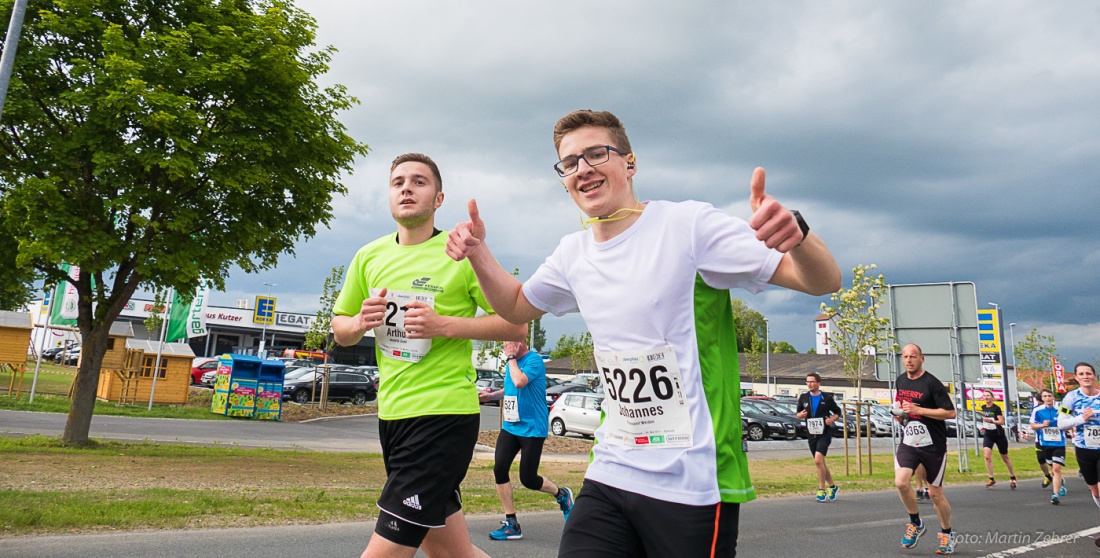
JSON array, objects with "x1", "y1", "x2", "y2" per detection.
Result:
[{"x1": 524, "y1": 200, "x2": 782, "y2": 506}]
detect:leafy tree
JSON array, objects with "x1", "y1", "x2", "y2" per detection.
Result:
[
  {"x1": 474, "y1": 340, "x2": 505, "y2": 371},
  {"x1": 143, "y1": 289, "x2": 168, "y2": 338},
  {"x1": 0, "y1": 0, "x2": 368, "y2": 444},
  {"x1": 1013, "y1": 328, "x2": 1060, "y2": 393},
  {"x1": 730, "y1": 298, "x2": 765, "y2": 353},
  {"x1": 770, "y1": 341, "x2": 799, "y2": 354},
  {"x1": 741, "y1": 335, "x2": 766, "y2": 388},
  {"x1": 530, "y1": 316, "x2": 547, "y2": 354},
  {"x1": 0, "y1": 231, "x2": 34, "y2": 310},
  {"x1": 549, "y1": 332, "x2": 594, "y2": 372},
  {"x1": 303, "y1": 266, "x2": 343, "y2": 360},
  {"x1": 821, "y1": 264, "x2": 896, "y2": 402}
]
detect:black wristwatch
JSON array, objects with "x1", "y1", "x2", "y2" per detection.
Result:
[
  {"x1": 505, "y1": 355, "x2": 517, "y2": 362},
  {"x1": 791, "y1": 210, "x2": 810, "y2": 244}
]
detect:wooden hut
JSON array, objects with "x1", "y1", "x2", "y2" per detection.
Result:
[
  {"x1": 0, "y1": 311, "x2": 33, "y2": 396},
  {"x1": 96, "y1": 335, "x2": 194, "y2": 405}
]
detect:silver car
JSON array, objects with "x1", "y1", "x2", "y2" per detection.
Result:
[{"x1": 549, "y1": 392, "x2": 604, "y2": 438}]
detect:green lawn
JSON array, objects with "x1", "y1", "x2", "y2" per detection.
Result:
[{"x1": 0, "y1": 434, "x2": 1058, "y2": 537}]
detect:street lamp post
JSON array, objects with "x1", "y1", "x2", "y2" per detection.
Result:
[
  {"x1": 1008, "y1": 322, "x2": 1021, "y2": 422},
  {"x1": 259, "y1": 282, "x2": 275, "y2": 358},
  {"x1": 989, "y1": 302, "x2": 1013, "y2": 438},
  {"x1": 764, "y1": 318, "x2": 770, "y2": 397}
]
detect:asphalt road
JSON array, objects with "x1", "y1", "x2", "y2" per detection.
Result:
[
  {"x1": 4, "y1": 479, "x2": 1100, "y2": 557},
  {"x1": 3, "y1": 408, "x2": 1087, "y2": 557}
]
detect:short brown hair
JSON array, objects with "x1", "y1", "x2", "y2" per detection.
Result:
[
  {"x1": 553, "y1": 110, "x2": 632, "y2": 154},
  {"x1": 806, "y1": 373, "x2": 821, "y2": 383},
  {"x1": 390, "y1": 153, "x2": 442, "y2": 192}
]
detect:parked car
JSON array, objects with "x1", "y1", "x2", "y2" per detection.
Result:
[
  {"x1": 565, "y1": 372, "x2": 600, "y2": 389},
  {"x1": 190, "y1": 358, "x2": 219, "y2": 385},
  {"x1": 476, "y1": 368, "x2": 503, "y2": 381},
  {"x1": 741, "y1": 408, "x2": 798, "y2": 441},
  {"x1": 546, "y1": 383, "x2": 593, "y2": 407},
  {"x1": 55, "y1": 347, "x2": 81, "y2": 365},
  {"x1": 476, "y1": 377, "x2": 505, "y2": 405},
  {"x1": 744, "y1": 400, "x2": 810, "y2": 438},
  {"x1": 868, "y1": 404, "x2": 901, "y2": 436},
  {"x1": 549, "y1": 392, "x2": 604, "y2": 438},
  {"x1": 41, "y1": 341, "x2": 78, "y2": 361},
  {"x1": 200, "y1": 369, "x2": 219, "y2": 386},
  {"x1": 282, "y1": 370, "x2": 377, "y2": 405}
]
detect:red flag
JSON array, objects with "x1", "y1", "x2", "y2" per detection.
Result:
[{"x1": 1053, "y1": 357, "x2": 1066, "y2": 393}]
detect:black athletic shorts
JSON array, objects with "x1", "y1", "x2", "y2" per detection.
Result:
[
  {"x1": 559, "y1": 479, "x2": 740, "y2": 558},
  {"x1": 376, "y1": 414, "x2": 479, "y2": 528},
  {"x1": 983, "y1": 431, "x2": 1009, "y2": 454},
  {"x1": 808, "y1": 435, "x2": 832, "y2": 457},
  {"x1": 1036, "y1": 446, "x2": 1066, "y2": 466},
  {"x1": 1075, "y1": 446, "x2": 1100, "y2": 486},
  {"x1": 894, "y1": 443, "x2": 948, "y2": 487}
]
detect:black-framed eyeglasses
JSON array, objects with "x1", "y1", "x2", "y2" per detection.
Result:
[{"x1": 554, "y1": 145, "x2": 630, "y2": 177}]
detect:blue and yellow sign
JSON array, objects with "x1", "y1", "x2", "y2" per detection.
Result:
[
  {"x1": 254, "y1": 296, "x2": 276, "y2": 325},
  {"x1": 977, "y1": 309, "x2": 1000, "y2": 353}
]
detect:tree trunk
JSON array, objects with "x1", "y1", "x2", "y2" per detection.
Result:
[
  {"x1": 60, "y1": 275, "x2": 141, "y2": 445},
  {"x1": 61, "y1": 328, "x2": 110, "y2": 444}
]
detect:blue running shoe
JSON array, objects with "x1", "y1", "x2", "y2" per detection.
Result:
[
  {"x1": 828, "y1": 485, "x2": 840, "y2": 501},
  {"x1": 489, "y1": 518, "x2": 522, "y2": 541},
  {"x1": 1059, "y1": 486, "x2": 1067, "y2": 497},
  {"x1": 557, "y1": 487, "x2": 575, "y2": 521},
  {"x1": 901, "y1": 519, "x2": 926, "y2": 549},
  {"x1": 815, "y1": 488, "x2": 827, "y2": 502},
  {"x1": 936, "y1": 530, "x2": 958, "y2": 554}
]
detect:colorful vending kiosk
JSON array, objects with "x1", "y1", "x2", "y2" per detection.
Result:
[
  {"x1": 254, "y1": 360, "x2": 286, "y2": 420},
  {"x1": 210, "y1": 354, "x2": 261, "y2": 417}
]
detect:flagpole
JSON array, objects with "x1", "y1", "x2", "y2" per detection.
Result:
[
  {"x1": 28, "y1": 283, "x2": 61, "y2": 403},
  {"x1": 148, "y1": 287, "x2": 172, "y2": 410}
]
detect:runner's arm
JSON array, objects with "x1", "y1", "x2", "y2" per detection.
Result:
[
  {"x1": 506, "y1": 358, "x2": 530, "y2": 388},
  {"x1": 332, "y1": 289, "x2": 389, "y2": 346},
  {"x1": 767, "y1": 236, "x2": 842, "y2": 296},
  {"x1": 426, "y1": 313, "x2": 528, "y2": 342},
  {"x1": 1058, "y1": 413, "x2": 1085, "y2": 430}
]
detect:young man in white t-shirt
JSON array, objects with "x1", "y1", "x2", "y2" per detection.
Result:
[{"x1": 445, "y1": 109, "x2": 840, "y2": 556}]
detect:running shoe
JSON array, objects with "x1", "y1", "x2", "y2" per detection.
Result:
[
  {"x1": 556, "y1": 487, "x2": 575, "y2": 521},
  {"x1": 901, "y1": 519, "x2": 926, "y2": 549},
  {"x1": 489, "y1": 518, "x2": 522, "y2": 541},
  {"x1": 1052, "y1": 494, "x2": 1060, "y2": 505},
  {"x1": 1043, "y1": 476, "x2": 1053, "y2": 488},
  {"x1": 921, "y1": 488, "x2": 931, "y2": 501},
  {"x1": 1059, "y1": 486, "x2": 1067, "y2": 497},
  {"x1": 936, "y1": 530, "x2": 958, "y2": 554},
  {"x1": 815, "y1": 488, "x2": 827, "y2": 502},
  {"x1": 985, "y1": 478, "x2": 996, "y2": 488},
  {"x1": 827, "y1": 485, "x2": 840, "y2": 501},
  {"x1": 915, "y1": 488, "x2": 927, "y2": 501},
  {"x1": 1010, "y1": 477, "x2": 1017, "y2": 490}
]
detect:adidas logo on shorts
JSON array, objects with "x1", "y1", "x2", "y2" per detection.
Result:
[{"x1": 403, "y1": 494, "x2": 422, "y2": 510}]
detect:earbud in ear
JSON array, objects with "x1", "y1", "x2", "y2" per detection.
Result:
[{"x1": 627, "y1": 163, "x2": 635, "y2": 170}]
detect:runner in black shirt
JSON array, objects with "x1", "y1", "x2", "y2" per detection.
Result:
[
  {"x1": 893, "y1": 344, "x2": 958, "y2": 554},
  {"x1": 979, "y1": 389, "x2": 1017, "y2": 489}
]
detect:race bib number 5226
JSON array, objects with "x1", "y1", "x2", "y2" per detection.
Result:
[{"x1": 593, "y1": 346, "x2": 692, "y2": 449}]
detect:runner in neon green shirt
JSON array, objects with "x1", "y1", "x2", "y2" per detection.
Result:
[{"x1": 333, "y1": 153, "x2": 525, "y2": 558}]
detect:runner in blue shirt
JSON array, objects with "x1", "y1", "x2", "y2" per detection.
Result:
[{"x1": 1031, "y1": 388, "x2": 1067, "y2": 504}]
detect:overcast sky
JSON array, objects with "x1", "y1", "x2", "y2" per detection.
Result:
[{"x1": 211, "y1": 1, "x2": 1100, "y2": 366}]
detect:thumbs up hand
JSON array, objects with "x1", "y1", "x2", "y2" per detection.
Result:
[
  {"x1": 446, "y1": 199, "x2": 486, "y2": 261},
  {"x1": 747, "y1": 167, "x2": 804, "y2": 253}
]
